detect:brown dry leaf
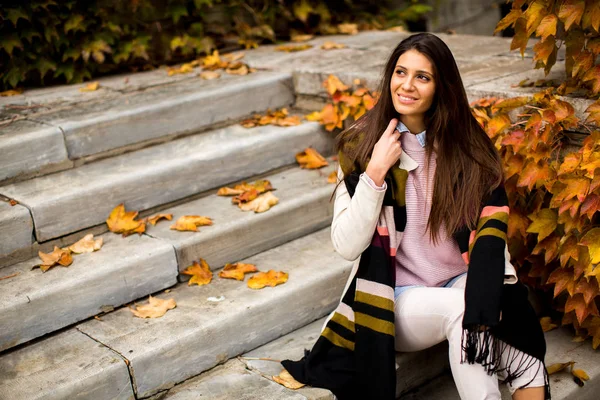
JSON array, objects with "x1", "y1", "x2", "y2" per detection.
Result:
[
  {"x1": 572, "y1": 368, "x2": 590, "y2": 381},
  {"x1": 240, "y1": 108, "x2": 301, "y2": 128},
  {"x1": 129, "y1": 295, "x2": 177, "y2": 318},
  {"x1": 275, "y1": 44, "x2": 313, "y2": 52},
  {"x1": 170, "y1": 215, "x2": 213, "y2": 232},
  {"x1": 296, "y1": 148, "x2": 329, "y2": 169},
  {"x1": 106, "y1": 204, "x2": 146, "y2": 236},
  {"x1": 222, "y1": 52, "x2": 245, "y2": 63},
  {"x1": 273, "y1": 368, "x2": 305, "y2": 389},
  {"x1": 539, "y1": 316, "x2": 558, "y2": 332},
  {"x1": 219, "y1": 263, "x2": 258, "y2": 280},
  {"x1": 79, "y1": 82, "x2": 100, "y2": 92},
  {"x1": 233, "y1": 188, "x2": 259, "y2": 204},
  {"x1": 218, "y1": 180, "x2": 273, "y2": 197},
  {"x1": 291, "y1": 34, "x2": 314, "y2": 42},
  {"x1": 225, "y1": 64, "x2": 249, "y2": 75},
  {"x1": 167, "y1": 63, "x2": 194, "y2": 76},
  {"x1": 182, "y1": 259, "x2": 213, "y2": 286},
  {"x1": 547, "y1": 361, "x2": 575, "y2": 375},
  {"x1": 247, "y1": 269, "x2": 288, "y2": 289},
  {"x1": 9, "y1": 199, "x2": 18, "y2": 206},
  {"x1": 199, "y1": 71, "x2": 221, "y2": 80},
  {"x1": 327, "y1": 171, "x2": 337, "y2": 184},
  {"x1": 338, "y1": 23, "x2": 358, "y2": 35},
  {"x1": 36, "y1": 246, "x2": 73, "y2": 272},
  {"x1": 0, "y1": 88, "x2": 23, "y2": 96},
  {"x1": 68, "y1": 234, "x2": 103, "y2": 254},
  {"x1": 146, "y1": 213, "x2": 173, "y2": 226},
  {"x1": 321, "y1": 41, "x2": 346, "y2": 50},
  {"x1": 238, "y1": 191, "x2": 279, "y2": 213}
]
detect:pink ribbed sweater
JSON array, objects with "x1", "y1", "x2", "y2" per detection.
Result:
[{"x1": 393, "y1": 131, "x2": 467, "y2": 287}]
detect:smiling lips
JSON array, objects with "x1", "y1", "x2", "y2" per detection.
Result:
[{"x1": 397, "y1": 93, "x2": 418, "y2": 104}]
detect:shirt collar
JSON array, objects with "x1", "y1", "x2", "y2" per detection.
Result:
[{"x1": 396, "y1": 121, "x2": 427, "y2": 148}]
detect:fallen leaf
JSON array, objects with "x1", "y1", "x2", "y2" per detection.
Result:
[
  {"x1": 68, "y1": 234, "x2": 103, "y2": 254},
  {"x1": 218, "y1": 180, "x2": 273, "y2": 196},
  {"x1": 36, "y1": 246, "x2": 73, "y2": 272},
  {"x1": 247, "y1": 269, "x2": 288, "y2": 289},
  {"x1": 240, "y1": 108, "x2": 301, "y2": 128},
  {"x1": 386, "y1": 26, "x2": 407, "y2": 33},
  {"x1": 233, "y1": 188, "x2": 259, "y2": 204},
  {"x1": 226, "y1": 64, "x2": 249, "y2": 75},
  {"x1": 0, "y1": 272, "x2": 19, "y2": 281},
  {"x1": 547, "y1": 361, "x2": 575, "y2": 375},
  {"x1": 0, "y1": 88, "x2": 23, "y2": 96},
  {"x1": 275, "y1": 44, "x2": 313, "y2": 52},
  {"x1": 94, "y1": 315, "x2": 102, "y2": 321},
  {"x1": 199, "y1": 70, "x2": 221, "y2": 80},
  {"x1": 170, "y1": 215, "x2": 213, "y2": 232},
  {"x1": 337, "y1": 23, "x2": 358, "y2": 35},
  {"x1": 572, "y1": 368, "x2": 590, "y2": 381},
  {"x1": 219, "y1": 263, "x2": 258, "y2": 280},
  {"x1": 273, "y1": 369, "x2": 305, "y2": 389},
  {"x1": 539, "y1": 316, "x2": 558, "y2": 332},
  {"x1": 327, "y1": 171, "x2": 337, "y2": 183},
  {"x1": 106, "y1": 204, "x2": 146, "y2": 236},
  {"x1": 182, "y1": 259, "x2": 213, "y2": 286},
  {"x1": 9, "y1": 199, "x2": 18, "y2": 206},
  {"x1": 79, "y1": 82, "x2": 100, "y2": 92},
  {"x1": 296, "y1": 148, "x2": 329, "y2": 169},
  {"x1": 167, "y1": 63, "x2": 194, "y2": 76},
  {"x1": 291, "y1": 33, "x2": 314, "y2": 42},
  {"x1": 146, "y1": 213, "x2": 173, "y2": 226},
  {"x1": 222, "y1": 52, "x2": 245, "y2": 62},
  {"x1": 129, "y1": 295, "x2": 177, "y2": 318},
  {"x1": 238, "y1": 192, "x2": 279, "y2": 213}
]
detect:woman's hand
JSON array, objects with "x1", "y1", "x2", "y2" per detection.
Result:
[{"x1": 365, "y1": 118, "x2": 402, "y2": 186}]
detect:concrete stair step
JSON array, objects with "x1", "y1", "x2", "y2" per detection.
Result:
[
  {"x1": 0, "y1": 71, "x2": 294, "y2": 184},
  {"x1": 0, "y1": 119, "x2": 331, "y2": 247},
  {"x1": 0, "y1": 164, "x2": 336, "y2": 352},
  {"x1": 74, "y1": 228, "x2": 351, "y2": 398}
]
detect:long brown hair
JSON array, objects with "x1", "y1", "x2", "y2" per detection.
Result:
[{"x1": 336, "y1": 32, "x2": 503, "y2": 241}]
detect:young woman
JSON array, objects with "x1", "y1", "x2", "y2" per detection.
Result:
[{"x1": 282, "y1": 33, "x2": 550, "y2": 399}]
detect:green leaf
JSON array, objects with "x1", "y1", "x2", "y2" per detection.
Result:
[
  {"x1": 1, "y1": 33, "x2": 23, "y2": 56},
  {"x1": 64, "y1": 14, "x2": 86, "y2": 33},
  {"x1": 53, "y1": 63, "x2": 75, "y2": 82},
  {"x1": 105, "y1": 21, "x2": 122, "y2": 34},
  {"x1": 193, "y1": 0, "x2": 213, "y2": 9},
  {"x1": 44, "y1": 25, "x2": 60, "y2": 43},
  {"x1": 62, "y1": 47, "x2": 81, "y2": 62},
  {"x1": 5, "y1": 8, "x2": 30, "y2": 26},
  {"x1": 169, "y1": 5, "x2": 188, "y2": 24},
  {"x1": 34, "y1": 58, "x2": 57, "y2": 80},
  {"x1": 20, "y1": 28, "x2": 42, "y2": 44},
  {"x1": 293, "y1": 0, "x2": 313, "y2": 23}
]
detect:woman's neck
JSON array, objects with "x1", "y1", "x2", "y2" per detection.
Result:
[{"x1": 400, "y1": 114, "x2": 426, "y2": 134}]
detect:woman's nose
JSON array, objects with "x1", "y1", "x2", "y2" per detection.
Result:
[{"x1": 401, "y1": 78, "x2": 414, "y2": 91}]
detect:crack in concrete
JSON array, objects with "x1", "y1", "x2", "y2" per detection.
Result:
[{"x1": 76, "y1": 327, "x2": 140, "y2": 399}]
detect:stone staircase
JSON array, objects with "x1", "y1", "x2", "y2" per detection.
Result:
[{"x1": 0, "y1": 31, "x2": 597, "y2": 400}]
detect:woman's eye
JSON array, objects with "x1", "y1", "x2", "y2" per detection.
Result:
[
  {"x1": 418, "y1": 75, "x2": 430, "y2": 81},
  {"x1": 396, "y1": 70, "x2": 405, "y2": 75}
]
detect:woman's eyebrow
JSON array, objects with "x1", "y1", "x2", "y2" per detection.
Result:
[{"x1": 395, "y1": 64, "x2": 433, "y2": 76}]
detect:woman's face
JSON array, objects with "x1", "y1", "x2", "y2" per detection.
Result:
[{"x1": 389, "y1": 49, "x2": 436, "y2": 120}]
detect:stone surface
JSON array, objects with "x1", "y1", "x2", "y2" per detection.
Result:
[
  {"x1": 31, "y1": 71, "x2": 295, "y2": 159},
  {"x1": 161, "y1": 359, "x2": 310, "y2": 400},
  {"x1": 77, "y1": 228, "x2": 352, "y2": 398},
  {"x1": 0, "y1": 232, "x2": 178, "y2": 351},
  {"x1": 146, "y1": 163, "x2": 336, "y2": 271},
  {"x1": 0, "y1": 120, "x2": 332, "y2": 242},
  {"x1": 0, "y1": 329, "x2": 133, "y2": 400},
  {"x1": 0, "y1": 119, "x2": 71, "y2": 184},
  {"x1": 0, "y1": 201, "x2": 33, "y2": 261}
]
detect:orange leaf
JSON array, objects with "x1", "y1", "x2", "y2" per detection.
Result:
[
  {"x1": 36, "y1": 246, "x2": 73, "y2": 272},
  {"x1": 555, "y1": 176, "x2": 590, "y2": 203},
  {"x1": 486, "y1": 114, "x2": 511, "y2": 138},
  {"x1": 582, "y1": 0, "x2": 600, "y2": 31},
  {"x1": 572, "y1": 368, "x2": 590, "y2": 381},
  {"x1": 129, "y1": 295, "x2": 176, "y2": 318},
  {"x1": 170, "y1": 215, "x2": 213, "y2": 232},
  {"x1": 560, "y1": 235, "x2": 580, "y2": 267},
  {"x1": 533, "y1": 38, "x2": 557, "y2": 65},
  {"x1": 558, "y1": 0, "x2": 585, "y2": 31},
  {"x1": 106, "y1": 204, "x2": 146, "y2": 236},
  {"x1": 585, "y1": 99, "x2": 600, "y2": 125},
  {"x1": 275, "y1": 44, "x2": 312, "y2": 52},
  {"x1": 68, "y1": 234, "x2": 103, "y2": 254},
  {"x1": 232, "y1": 188, "x2": 259, "y2": 204},
  {"x1": 565, "y1": 293, "x2": 599, "y2": 324},
  {"x1": 501, "y1": 130, "x2": 526, "y2": 153},
  {"x1": 547, "y1": 361, "x2": 575, "y2": 375},
  {"x1": 492, "y1": 97, "x2": 529, "y2": 112},
  {"x1": 182, "y1": 259, "x2": 213, "y2": 286},
  {"x1": 495, "y1": 8, "x2": 523, "y2": 33},
  {"x1": 540, "y1": 316, "x2": 558, "y2": 332},
  {"x1": 247, "y1": 270, "x2": 289, "y2": 289},
  {"x1": 218, "y1": 180, "x2": 273, "y2": 196},
  {"x1": 518, "y1": 160, "x2": 550, "y2": 190},
  {"x1": 580, "y1": 194, "x2": 600, "y2": 220},
  {"x1": 0, "y1": 88, "x2": 23, "y2": 96},
  {"x1": 79, "y1": 82, "x2": 100, "y2": 92},
  {"x1": 199, "y1": 71, "x2": 221, "y2": 80},
  {"x1": 218, "y1": 263, "x2": 258, "y2": 280},
  {"x1": 527, "y1": 208, "x2": 558, "y2": 241},
  {"x1": 505, "y1": 154, "x2": 525, "y2": 180},
  {"x1": 532, "y1": 235, "x2": 560, "y2": 264},
  {"x1": 523, "y1": 1, "x2": 548, "y2": 35},
  {"x1": 572, "y1": 50, "x2": 594, "y2": 78},
  {"x1": 547, "y1": 267, "x2": 576, "y2": 298},
  {"x1": 581, "y1": 228, "x2": 600, "y2": 264},
  {"x1": 337, "y1": 23, "x2": 358, "y2": 35},
  {"x1": 508, "y1": 210, "x2": 530, "y2": 239},
  {"x1": 146, "y1": 213, "x2": 173, "y2": 226},
  {"x1": 558, "y1": 153, "x2": 581, "y2": 175},
  {"x1": 582, "y1": 65, "x2": 600, "y2": 94},
  {"x1": 574, "y1": 277, "x2": 599, "y2": 305},
  {"x1": 238, "y1": 191, "x2": 279, "y2": 213},
  {"x1": 296, "y1": 148, "x2": 329, "y2": 169},
  {"x1": 321, "y1": 41, "x2": 346, "y2": 50},
  {"x1": 536, "y1": 14, "x2": 558, "y2": 41},
  {"x1": 273, "y1": 369, "x2": 305, "y2": 389},
  {"x1": 323, "y1": 75, "x2": 349, "y2": 95},
  {"x1": 327, "y1": 171, "x2": 337, "y2": 184}
]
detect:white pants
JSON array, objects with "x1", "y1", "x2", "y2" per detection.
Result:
[{"x1": 394, "y1": 275, "x2": 545, "y2": 400}]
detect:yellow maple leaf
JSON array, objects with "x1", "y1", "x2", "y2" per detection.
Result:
[
  {"x1": 581, "y1": 228, "x2": 600, "y2": 264},
  {"x1": 247, "y1": 269, "x2": 288, "y2": 289},
  {"x1": 0, "y1": 88, "x2": 23, "y2": 96},
  {"x1": 68, "y1": 234, "x2": 103, "y2": 254},
  {"x1": 182, "y1": 259, "x2": 213, "y2": 286},
  {"x1": 167, "y1": 63, "x2": 194, "y2": 76},
  {"x1": 238, "y1": 192, "x2": 279, "y2": 213},
  {"x1": 232, "y1": 188, "x2": 259, "y2": 204},
  {"x1": 218, "y1": 180, "x2": 273, "y2": 196},
  {"x1": 146, "y1": 213, "x2": 173, "y2": 226},
  {"x1": 327, "y1": 171, "x2": 337, "y2": 184},
  {"x1": 129, "y1": 295, "x2": 177, "y2": 318},
  {"x1": 296, "y1": 148, "x2": 329, "y2": 169},
  {"x1": 272, "y1": 369, "x2": 305, "y2": 389},
  {"x1": 37, "y1": 246, "x2": 73, "y2": 272},
  {"x1": 526, "y1": 209, "x2": 558, "y2": 241},
  {"x1": 170, "y1": 215, "x2": 213, "y2": 232},
  {"x1": 275, "y1": 44, "x2": 313, "y2": 52},
  {"x1": 106, "y1": 204, "x2": 146, "y2": 236},
  {"x1": 337, "y1": 23, "x2": 358, "y2": 35},
  {"x1": 79, "y1": 82, "x2": 100, "y2": 92},
  {"x1": 321, "y1": 41, "x2": 346, "y2": 50},
  {"x1": 218, "y1": 263, "x2": 258, "y2": 281}
]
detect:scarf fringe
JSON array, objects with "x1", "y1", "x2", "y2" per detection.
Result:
[{"x1": 461, "y1": 327, "x2": 551, "y2": 399}]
